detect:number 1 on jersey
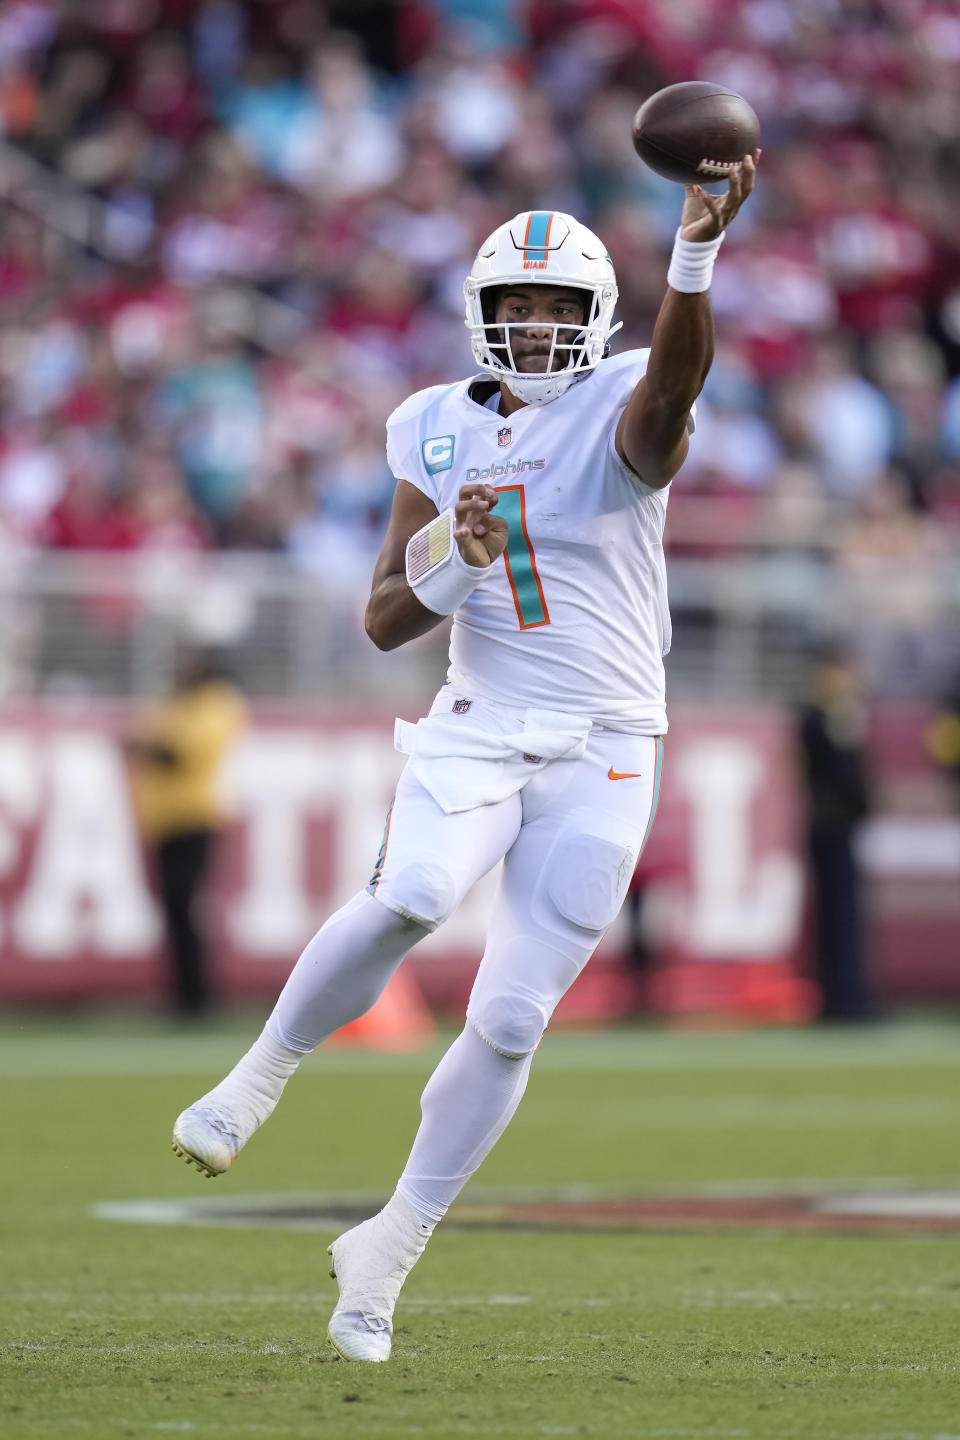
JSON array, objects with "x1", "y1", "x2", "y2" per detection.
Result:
[{"x1": 494, "y1": 484, "x2": 550, "y2": 629}]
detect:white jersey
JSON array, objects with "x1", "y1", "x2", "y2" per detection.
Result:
[{"x1": 386, "y1": 349, "x2": 686, "y2": 735}]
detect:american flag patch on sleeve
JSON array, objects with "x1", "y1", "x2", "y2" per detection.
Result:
[{"x1": 406, "y1": 510, "x2": 454, "y2": 583}]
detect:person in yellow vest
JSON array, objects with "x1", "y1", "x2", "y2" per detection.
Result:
[
  {"x1": 126, "y1": 648, "x2": 247, "y2": 1018},
  {"x1": 926, "y1": 675, "x2": 960, "y2": 810}
]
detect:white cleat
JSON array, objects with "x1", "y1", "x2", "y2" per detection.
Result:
[
  {"x1": 170, "y1": 1035, "x2": 301, "y2": 1179},
  {"x1": 327, "y1": 1195, "x2": 432, "y2": 1362},
  {"x1": 171, "y1": 1104, "x2": 249, "y2": 1177},
  {"x1": 327, "y1": 1306, "x2": 393, "y2": 1364}
]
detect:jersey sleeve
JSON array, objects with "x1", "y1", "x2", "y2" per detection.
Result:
[
  {"x1": 386, "y1": 417, "x2": 434, "y2": 504},
  {"x1": 384, "y1": 383, "x2": 451, "y2": 506}
]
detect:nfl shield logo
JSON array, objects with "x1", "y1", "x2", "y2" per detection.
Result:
[
  {"x1": 497, "y1": 426, "x2": 512, "y2": 448},
  {"x1": 453, "y1": 698, "x2": 471, "y2": 714}
]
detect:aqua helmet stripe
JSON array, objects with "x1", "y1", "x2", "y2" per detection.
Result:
[{"x1": 522, "y1": 211, "x2": 554, "y2": 267}]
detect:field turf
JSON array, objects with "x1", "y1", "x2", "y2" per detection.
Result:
[{"x1": 2, "y1": 1012, "x2": 960, "y2": 1440}]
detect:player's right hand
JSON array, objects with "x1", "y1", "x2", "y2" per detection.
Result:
[
  {"x1": 680, "y1": 148, "x2": 760, "y2": 240},
  {"x1": 454, "y1": 483, "x2": 509, "y2": 567}
]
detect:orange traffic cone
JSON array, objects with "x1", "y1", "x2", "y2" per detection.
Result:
[{"x1": 329, "y1": 965, "x2": 436, "y2": 1053}]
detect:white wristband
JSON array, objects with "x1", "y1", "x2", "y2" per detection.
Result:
[
  {"x1": 406, "y1": 509, "x2": 490, "y2": 616},
  {"x1": 666, "y1": 228, "x2": 725, "y2": 293}
]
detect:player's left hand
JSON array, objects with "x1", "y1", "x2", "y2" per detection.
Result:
[
  {"x1": 454, "y1": 483, "x2": 509, "y2": 567},
  {"x1": 679, "y1": 149, "x2": 760, "y2": 241}
]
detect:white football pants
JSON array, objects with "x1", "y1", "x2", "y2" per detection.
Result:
[{"x1": 267, "y1": 699, "x2": 663, "y2": 1225}]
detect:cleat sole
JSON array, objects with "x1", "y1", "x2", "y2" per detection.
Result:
[{"x1": 170, "y1": 1137, "x2": 219, "y2": 1179}]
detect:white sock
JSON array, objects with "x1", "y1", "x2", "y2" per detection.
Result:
[
  {"x1": 330, "y1": 1192, "x2": 434, "y2": 1340},
  {"x1": 380, "y1": 1191, "x2": 434, "y2": 1245},
  {"x1": 267, "y1": 891, "x2": 429, "y2": 1053},
  {"x1": 192, "y1": 1030, "x2": 302, "y2": 1131},
  {"x1": 396, "y1": 1025, "x2": 532, "y2": 1225}
]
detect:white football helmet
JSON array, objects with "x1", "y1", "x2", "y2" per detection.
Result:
[{"x1": 463, "y1": 210, "x2": 621, "y2": 406}]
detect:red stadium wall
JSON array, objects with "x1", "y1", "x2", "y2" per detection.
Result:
[{"x1": 0, "y1": 703, "x2": 954, "y2": 1017}]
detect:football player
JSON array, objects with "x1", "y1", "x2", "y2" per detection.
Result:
[{"x1": 172, "y1": 154, "x2": 759, "y2": 1361}]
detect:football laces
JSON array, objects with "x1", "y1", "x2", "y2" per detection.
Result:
[{"x1": 696, "y1": 157, "x2": 737, "y2": 177}]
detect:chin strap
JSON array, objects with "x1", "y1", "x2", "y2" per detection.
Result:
[{"x1": 504, "y1": 372, "x2": 579, "y2": 406}]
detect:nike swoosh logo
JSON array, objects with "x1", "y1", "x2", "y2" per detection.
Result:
[{"x1": 608, "y1": 767, "x2": 643, "y2": 780}]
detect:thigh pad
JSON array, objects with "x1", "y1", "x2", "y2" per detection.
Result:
[{"x1": 532, "y1": 807, "x2": 639, "y2": 936}]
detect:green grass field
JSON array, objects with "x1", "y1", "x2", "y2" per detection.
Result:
[{"x1": 2, "y1": 1012, "x2": 960, "y2": 1440}]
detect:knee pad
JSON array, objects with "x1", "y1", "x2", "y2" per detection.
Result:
[
  {"x1": 469, "y1": 990, "x2": 548, "y2": 1060},
  {"x1": 377, "y1": 861, "x2": 458, "y2": 932},
  {"x1": 533, "y1": 808, "x2": 638, "y2": 938}
]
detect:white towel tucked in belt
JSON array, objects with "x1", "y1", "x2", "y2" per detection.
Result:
[{"x1": 394, "y1": 708, "x2": 591, "y2": 814}]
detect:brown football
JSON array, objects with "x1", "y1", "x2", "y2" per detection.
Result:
[{"x1": 632, "y1": 81, "x2": 760, "y2": 185}]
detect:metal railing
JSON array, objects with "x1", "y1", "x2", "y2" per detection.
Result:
[{"x1": 0, "y1": 550, "x2": 956, "y2": 702}]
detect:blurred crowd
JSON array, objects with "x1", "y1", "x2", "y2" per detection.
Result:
[{"x1": 0, "y1": 0, "x2": 958, "y2": 688}]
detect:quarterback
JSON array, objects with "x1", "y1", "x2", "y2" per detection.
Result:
[{"x1": 171, "y1": 155, "x2": 759, "y2": 1361}]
